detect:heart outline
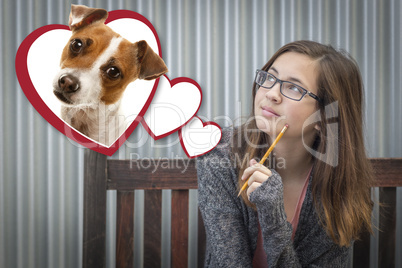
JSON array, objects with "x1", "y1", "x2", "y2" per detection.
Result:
[
  {"x1": 141, "y1": 75, "x2": 203, "y2": 140},
  {"x1": 15, "y1": 10, "x2": 163, "y2": 156},
  {"x1": 178, "y1": 116, "x2": 222, "y2": 159}
]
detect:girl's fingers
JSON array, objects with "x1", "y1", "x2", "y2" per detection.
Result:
[
  {"x1": 247, "y1": 182, "x2": 261, "y2": 199},
  {"x1": 241, "y1": 159, "x2": 273, "y2": 200},
  {"x1": 249, "y1": 159, "x2": 258, "y2": 166},
  {"x1": 241, "y1": 162, "x2": 272, "y2": 181},
  {"x1": 247, "y1": 171, "x2": 268, "y2": 186}
]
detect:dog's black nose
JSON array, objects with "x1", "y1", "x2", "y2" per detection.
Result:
[{"x1": 58, "y1": 74, "x2": 80, "y2": 93}]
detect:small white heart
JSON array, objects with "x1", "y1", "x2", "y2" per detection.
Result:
[
  {"x1": 142, "y1": 75, "x2": 202, "y2": 139},
  {"x1": 179, "y1": 116, "x2": 222, "y2": 158}
]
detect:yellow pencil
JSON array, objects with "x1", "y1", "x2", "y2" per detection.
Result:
[{"x1": 237, "y1": 124, "x2": 289, "y2": 197}]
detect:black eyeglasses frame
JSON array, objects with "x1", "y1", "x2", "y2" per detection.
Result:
[{"x1": 255, "y1": 69, "x2": 321, "y2": 102}]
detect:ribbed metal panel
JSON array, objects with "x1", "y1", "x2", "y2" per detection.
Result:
[{"x1": 1, "y1": 0, "x2": 401, "y2": 267}]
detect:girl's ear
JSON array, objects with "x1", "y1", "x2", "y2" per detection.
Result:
[{"x1": 314, "y1": 124, "x2": 321, "y2": 131}]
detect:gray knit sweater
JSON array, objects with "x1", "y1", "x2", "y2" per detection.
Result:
[{"x1": 196, "y1": 128, "x2": 350, "y2": 267}]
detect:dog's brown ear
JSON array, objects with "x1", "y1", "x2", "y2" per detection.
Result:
[
  {"x1": 136, "y1": 40, "x2": 168, "y2": 80},
  {"x1": 68, "y1": 4, "x2": 108, "y2": 31}
]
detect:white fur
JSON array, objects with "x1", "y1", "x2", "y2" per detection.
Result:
[
  {"x1": 55, "y1": 36, "x2": 126, "y2": 147},
  {"x1": 61, "y1": 101, "x2": 125, "y2": 146},
  {"x1": 53, "y1": 36, "x2": 123, "y2": 108},
  {"x1": 70, "y1": 15, "x2": 84, "y2": 26}
]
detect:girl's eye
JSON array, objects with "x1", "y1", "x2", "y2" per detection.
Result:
[
  {"x1": 290, "y1": 86, "x2": 300, "y2": 92},
  {"x1": 70, "y1": 39, "x2": 83, "y2": 53},
  {"x1": 267, "y1": 74, "x2": 276, "y2": 82},
  {"x1": 284, "y1": 83, "x2": 303, "y2": 94}
]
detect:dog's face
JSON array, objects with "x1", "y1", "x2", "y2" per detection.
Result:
[{"x1": 53, "y1": 5, "x2": 168, "y2": 107}]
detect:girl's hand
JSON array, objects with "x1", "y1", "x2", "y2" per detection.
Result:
[{"x1": 241, "y1": 159, "x2": 272, "y2": 200}]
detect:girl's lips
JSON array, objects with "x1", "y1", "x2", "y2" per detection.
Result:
[{"x1": 261, "y1": 106, "x2": 279, "y2": 117}]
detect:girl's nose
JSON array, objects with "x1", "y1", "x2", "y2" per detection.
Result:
[{"x1": 265, "y1": 82, "x2": 282, "y2": 103}]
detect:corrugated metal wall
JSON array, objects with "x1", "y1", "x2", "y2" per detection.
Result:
[{"x1": 1, "y1": 0, "x2": 401, "y2": 267}]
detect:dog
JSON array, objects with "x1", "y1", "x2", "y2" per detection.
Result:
[{"x1": 53, "y1": 4, "x2": 168, "y2": 146}]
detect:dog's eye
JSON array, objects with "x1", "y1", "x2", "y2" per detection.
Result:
[
  {"x1": 106, "y1": 66, "x2": 121, "y2": 79},
  {"x1": 70, "y1": 39, "x2": 83, "y2": 53}
]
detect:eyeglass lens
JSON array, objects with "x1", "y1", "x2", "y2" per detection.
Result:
[{"x1": 255, "y1": 71, "x2": 304, "y2": 100}]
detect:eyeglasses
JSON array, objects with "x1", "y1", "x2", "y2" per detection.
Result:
[{"x1": 254, "y1": 69, "x2": 321, "y2": 102}]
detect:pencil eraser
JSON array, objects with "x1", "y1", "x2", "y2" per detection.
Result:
[{"x1": 285, "y1": 123, "x2": 289, "y2": 128}]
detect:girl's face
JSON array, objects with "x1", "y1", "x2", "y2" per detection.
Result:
[{"x1": 254, "y1": 52, "x2": 320, "y2": 140}]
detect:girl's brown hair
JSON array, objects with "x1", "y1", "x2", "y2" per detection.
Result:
[{"x1": 232, "y1": 40, "x2": 373, "y2": 247}]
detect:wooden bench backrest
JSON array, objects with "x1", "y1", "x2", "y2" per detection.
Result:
[{"x1": 83, "y1": 150, "x2": 402, "y2": 268}]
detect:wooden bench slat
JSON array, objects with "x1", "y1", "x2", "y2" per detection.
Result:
[
  {"x1": 116, "y1": 191, "x2": 134, "y2": 268},
  {"x1": 378, "y1": 187, "x2": 396, "y2": 267},
  {"x1": 352, "y1": 225, "x2": 371, "y2": 268},
  {"x1": 83, "y1": 150, "x2": 402, "y2": 268},
  {"x1": 171, "y1": 190, "x2": 189, "y2": 268},
  {"x1": 107, "y1": 158, "x2": 402, "y2": 189},
  {"x1": 371, "y1": 158, "x2": 402, "y2": 187},
  {"x1": 144, "y1": 190, "x2": 162, "y2": 267},
  {"x1": 83, "y1": 151, "x2": 107, "y2": 268},
  {"x1": 107, "y1": 160, "x2": 198, "y2": 190}
]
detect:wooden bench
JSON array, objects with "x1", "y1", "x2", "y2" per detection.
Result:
[{"x1": 82, "y1": 150, "x2": 402, "y2": 268}]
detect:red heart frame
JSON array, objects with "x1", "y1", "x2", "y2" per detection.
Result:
[
  {"x1": 178, "y1": 116, "x2": 222, "y2": 159},
  {"x1": 141, "y1": 75, "x2": 203, "y2": 140},
  {"x1": 15, "y1": 10, "x2": 162, "y2": 156}
]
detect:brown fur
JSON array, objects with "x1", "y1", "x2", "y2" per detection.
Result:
[
  {"x1": 59, "y1": 23, "x2": 167, "y2": 105},
  {"x1": 99, "y1": 39, "x2": 142, "y2": 104},
  {"x1": 60, "y1": 24, "x2": 120, "y2": 70},
  {"x1": 56, "y1": 5, "x2": 168, "y2": 145}
]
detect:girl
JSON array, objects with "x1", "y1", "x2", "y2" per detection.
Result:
[{"x1": 197, "y1": 40, "x2": 373, "y2": 267}]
